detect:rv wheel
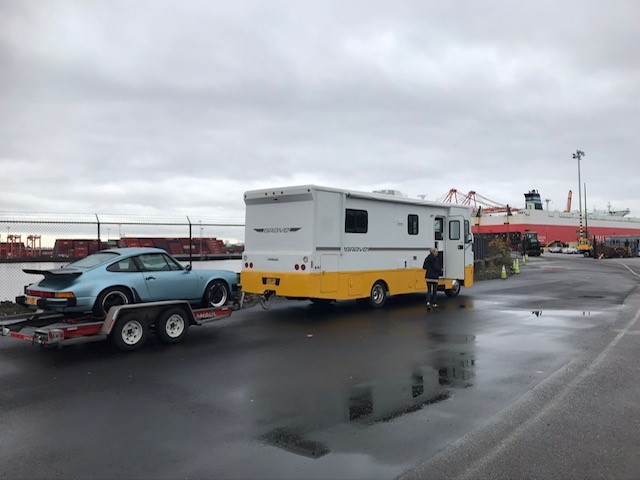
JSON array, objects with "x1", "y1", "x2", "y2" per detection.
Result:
[
  {"x1": 445, "y1": 280, "x2": 461, "y2": 297},
  {"x1": 368, "y1": 281, "x2": 387, "y2": 308}
]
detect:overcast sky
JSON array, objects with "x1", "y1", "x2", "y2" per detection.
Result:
[{"x1": 2, "y1": 0, "x2": 639, "y2": 232}]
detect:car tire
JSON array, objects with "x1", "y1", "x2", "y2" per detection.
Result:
[
  {"x1": 368, "y1": 281, "x2": 387, "y2": 308},
  {"x1": 94, "y1": 287, "x2": 133, "y2": 317},
  {"x1": 203, "y1": 280, "x2": 229, "y2": 308},
  {"x1": 111, "y1": 313, "x2": 148, "y2": 351},
  {"x1": 156, "y1": 307, "x2": 189, "y2": 344}
]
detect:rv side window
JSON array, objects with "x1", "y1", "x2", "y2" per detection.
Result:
[
  {"x1": 435, "y1": 218, "x2": 444, "y2": 241},
  {"x1": 345, "y1": 209, "x2": 368, "y2": 233},
  {"x1": 408, "y1": 214, "x2": 419, "y2": 235},
  {"x1": 449, "y1": 220, "x2": 461, "y2": 240}
]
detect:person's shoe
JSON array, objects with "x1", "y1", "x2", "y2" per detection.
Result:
[
  {"x1": 426, "y1": 302, "x2": 431, "y2": 307},
  {"x1": 432, "y1": 303, "x2": 438, "y2": 308}
]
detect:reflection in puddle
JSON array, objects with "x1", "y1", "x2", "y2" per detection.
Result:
[
  {"x1": 262, "y1": 428, "x2": 330, "y2": 458},
  {"x1": 257, "y1": 329, "x2": 477, "y2": 458},
  {"x1": 439, "y1": 358, "x2": 476, "y2": 388},
  {"x1": 347, "y1": 373, "x2": 452, "y2": 424}
]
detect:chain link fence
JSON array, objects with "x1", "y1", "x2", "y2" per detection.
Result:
[{"x1": 0, "y1": 213, "x2": 244, "y2": 302}]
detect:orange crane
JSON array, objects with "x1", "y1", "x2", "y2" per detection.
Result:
[
  {"x1": 437, "y1": 189, "x2": 518, "y2": 215},
  {"x1": 565, "y1": 190, "x2": 572, "y2": 212}
]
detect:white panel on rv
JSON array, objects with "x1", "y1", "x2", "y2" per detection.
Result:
[{"x1": 315, "y1": 190, "x2": 341, "y2": 248}]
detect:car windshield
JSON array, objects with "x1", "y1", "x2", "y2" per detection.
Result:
[{"x1": 65, "y1": 252, "x2": 120, "y2": 269}]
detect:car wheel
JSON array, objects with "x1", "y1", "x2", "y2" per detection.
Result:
[
  {"x1": 111, "y1": 313, "x2": 147, "y2": 351},
  {"x1": 156, "y1": 307, "x2": 189, "y2": 344},
  {"x1": 368, "y1": 281, "x2": 387, "y2": 308},
  {"x1": 203, "y1": 280, "x2": 229, "y2": 308},
  {"x1": 94, "y1": 287, "x2": 132, "y2": 316},
  {"x1": 445, "y1": 280, "x2": 461, "y2": 297}
]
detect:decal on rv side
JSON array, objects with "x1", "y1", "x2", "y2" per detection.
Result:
[
  {"x1": 254, "y1": 228, "x2": 301, "y2": 233},
  {"x1": 343, "y1": 247, "x2": 370, "y2": 252}
]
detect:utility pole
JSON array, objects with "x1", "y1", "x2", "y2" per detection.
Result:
[{"x1": 572, "y1": 150, "x2": 585, "y2": 240}]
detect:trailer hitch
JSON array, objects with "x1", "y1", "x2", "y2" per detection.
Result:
[{"x1": 260, "y1": 291, "x2": 275, "y2": 310}]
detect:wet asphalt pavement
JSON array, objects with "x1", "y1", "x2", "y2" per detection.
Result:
[{"x1": 1, "y1": 255, "x2": 639, "y2": 479}]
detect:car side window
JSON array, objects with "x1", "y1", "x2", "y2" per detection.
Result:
[
  {"x1": 163, "y1": 254, "x2": 184, "y2": 271},
  {"x1": 106, "y1": 258, "x2": 138, "y2": 272},
  {"x1": 138, "y1": 253, "x2": 172, "y2": 271}
]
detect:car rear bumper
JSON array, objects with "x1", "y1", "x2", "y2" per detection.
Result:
[{"x1": 16, "y1": 295, "x2": 77, "y2": 310}]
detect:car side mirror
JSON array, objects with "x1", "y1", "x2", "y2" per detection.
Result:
[{"x1": 186, "y1": 264, "x2": 192, "y2": 271}]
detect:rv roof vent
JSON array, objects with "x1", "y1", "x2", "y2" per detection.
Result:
[{"x1": 373, "y1": 189, "x2": 409, "y2": 198}]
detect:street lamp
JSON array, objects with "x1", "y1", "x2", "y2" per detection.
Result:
[{"x1": 572, "y1": 149, "x2": 585, "y2": 240}]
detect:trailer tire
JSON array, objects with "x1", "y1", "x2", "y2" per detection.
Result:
[
  {"x1": 111, "y1": 313, "x2": 148, "y2": 351},
  {"x1": 94, "y1": 287, "x2": 133, "y2": 316},
  {"x1": 156, "y1": 307, "x2": 189, "y2": 344},
  {"x1": 203, "y1": 280, "x2": 229, "y2": 308},
  {"x1": 368, "y1": 281, "x2": 387, "y2": 308},
  {"x1": 445, "y1": 280, "x2": 461, "y2": 297}
]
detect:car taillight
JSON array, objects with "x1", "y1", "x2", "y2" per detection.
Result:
[
  {"x1": 55, "y1": 292, "x2": 75, "y2": 299},
  {"x1": 26, "y1": 290, "x2": 75, "y2": 299}
]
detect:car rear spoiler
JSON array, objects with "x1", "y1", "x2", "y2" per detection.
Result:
[{"x1": 22, "y1": 268, "x2": 83, "y2": 278}]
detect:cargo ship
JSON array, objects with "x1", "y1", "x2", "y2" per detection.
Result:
[{"x1": 471, "y1": 190, "x2": 640, "y2": 245}]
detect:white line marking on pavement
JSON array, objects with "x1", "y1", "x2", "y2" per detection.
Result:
[{"x1": 613, "y1": 260, "x2": 640, "y2": 278}]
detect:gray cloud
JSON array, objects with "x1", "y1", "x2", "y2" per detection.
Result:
[{"x1": 1, "y1": 0, "x2": 639, "y2": 234}]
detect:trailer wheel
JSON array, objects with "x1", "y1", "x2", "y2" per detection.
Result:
[
  {"x1": 445, "y1": 280, "x2": 461, "y2": 297},
  {"x1": 203, "y1": 280, "x2": 229, "y2": 308},
  {"x1": 368, "y1": 281, "x2": 387, "y2": 308},
  {"x1": 94, "y1": 287, "x2": 132, "y2": 316},
  {"x1": 156, "y1": 308, "x2": 189, "y2": 344},
  {"x1": 111, "y1": 313, "x2": 148, "y2": 351}
]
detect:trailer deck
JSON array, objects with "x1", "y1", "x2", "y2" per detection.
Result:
[{"x1": 1, "y1": 292, "x2": 265, "y2": 351}]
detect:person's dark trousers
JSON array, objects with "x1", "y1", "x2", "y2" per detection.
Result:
[{"x1": 426, "y1": 280, "x2": 438, "y2": 304}]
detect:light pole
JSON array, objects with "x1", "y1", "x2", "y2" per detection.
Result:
[{"x1": 572, "y1": 149, "x2": 585, "y2": 241}]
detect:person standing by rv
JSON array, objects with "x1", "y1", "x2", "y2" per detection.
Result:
[{"x1": 423, "y1": 247, "x2": 442, "y2": 307}]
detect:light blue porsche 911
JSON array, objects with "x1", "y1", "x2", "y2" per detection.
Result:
[{"x1": 19, "y1": 247, "x2": 240, "y2": 316}]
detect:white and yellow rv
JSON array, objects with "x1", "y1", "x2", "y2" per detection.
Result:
[{"x1": 241, "y1": 185, "x2": 474, "y2": 307}]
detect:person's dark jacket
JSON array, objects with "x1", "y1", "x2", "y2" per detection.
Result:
[{"x1": 423, "y1": 253, "x2": 442, "y2": 280}]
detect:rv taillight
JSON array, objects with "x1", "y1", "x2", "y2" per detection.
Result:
[
  {"x1": 294, "y1": 264, "x2": 299, "y2": 270},
  {"x1": 301, "y1": 264, "x2": 306, "y2": 271},
  {"x1": 244, "y1": 262, "x2": 248, "y2": 268},
  {"x1": 249, "y1": 263, "x2": 253, "y2": 268}
]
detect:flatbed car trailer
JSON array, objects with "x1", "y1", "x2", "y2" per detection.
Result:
[{"x1": 1, "y1": 293, "x2": 268, "y2": 351}]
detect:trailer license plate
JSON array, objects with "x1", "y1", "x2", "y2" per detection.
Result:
[{"x1": 265, "y1": 278, "x2": 278, "y2": 285}]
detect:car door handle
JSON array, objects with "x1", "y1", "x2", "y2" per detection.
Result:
[{"x1": 146, "y1": 276, "x2": 156, "y2": 280}]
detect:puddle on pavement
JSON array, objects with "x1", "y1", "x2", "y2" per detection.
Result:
[
  {"x1": 257, "y1": 350, "x2": 476, "y2": 458},
  {"x1": 261, "y1": 428, "x2": 330, "y2": 458},
  {"x1": 529, "y1": 309, "x2": 598, "y2": 317},
  {"x1": 506, "y1": 309, "x2": 602, "y2": 328}
]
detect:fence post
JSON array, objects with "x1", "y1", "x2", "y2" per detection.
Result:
[
  {"x1": 95, "y1": 214, "x2": 100, "y2": 245},
  {"x1": 186, "y1": 216, "x2": 192, "y2": 268}
]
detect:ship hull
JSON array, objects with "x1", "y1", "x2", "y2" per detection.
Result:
[{"x1": 472, "y1": 210, "x2": 640, "y2": 245}]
